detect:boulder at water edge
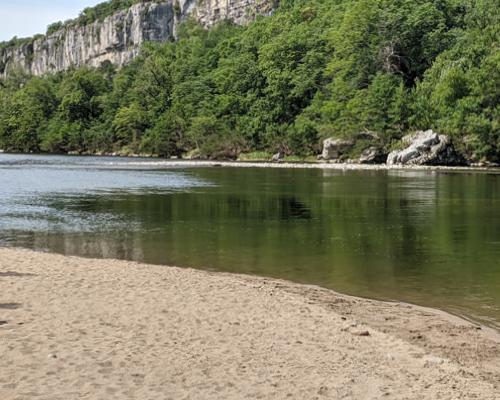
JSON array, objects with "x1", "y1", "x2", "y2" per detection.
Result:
[
  {"x1": 359, "y1": 146, "x2": 386, "y2": 164},
  {"x1": 387, "y1": 130, "x2": 465, "y2": 166},
  {"x1": 322, "y1": 138, "x2": 354, "y2": 160}
]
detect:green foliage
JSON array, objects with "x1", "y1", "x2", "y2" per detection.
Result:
[
  {"x1": 75, "y1": 0, "x2": 155, "y2": 26},
  {"x1": 0, "y1": 0, "x2": 498, "y2": 161},
  {"x1": 0, "y1": 37, "x2": 31, "y2": 51},
  {"x1": 46, "y1": 22, "x2": 64, "y2": 36},
  {"x1": 410, "y1": 0, "x2": 500, "y2": 161},
  {"x1": 238, "y1": 151, "x2": 273, "y2": 161},
  {"x1": 0, "y1": 76, "x2": 58, "y2": 151}
]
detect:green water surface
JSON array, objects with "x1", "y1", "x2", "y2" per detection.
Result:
[{"x1": 1, "y1": 154, "x2": 499, "y2": 329}]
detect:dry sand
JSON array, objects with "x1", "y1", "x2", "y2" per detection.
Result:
[{"x1": 1, "y1": 248, "x2": 499, "y2": 400}]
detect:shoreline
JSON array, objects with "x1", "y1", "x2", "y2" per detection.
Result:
[
  {"x1": 2, "y1": 152, "x2": 500, "y2": 173},
  {"x1": 1, "y1": 248, "x2": 499, "y2": 399},
  {"x1": 3, "y1": 246, "x2": 499, "y2": 335},
  {"x1": 117, "y1": 159, "x2": 500, "y2": 173}
]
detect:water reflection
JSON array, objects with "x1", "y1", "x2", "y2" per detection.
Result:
[{"x1": 1, "y1": 155, "x2": 500, "y2": 329}]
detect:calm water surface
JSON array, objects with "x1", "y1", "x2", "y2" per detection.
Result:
[{"x1": 1, "y1": 154, "x2": 500, "y2": 329}]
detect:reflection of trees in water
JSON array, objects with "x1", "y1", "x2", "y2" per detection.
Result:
[
  {"x1": 387, "y1": 170, "x2": 438, "y2": 220},
  {"x1": 222, "y1": 196, "x2": 312, "y2": 220},
  {"x1": 7, "y1": 170, "x2": 499, "y2": 277},
  {"x1": 60, "y1": 193, "x2": 314, "y2": 222},
  {"x1": 279, "y1": 198, "x2": 312, "y2": 220},
  {"x1": 321, "y1": 169, "x2": 438, "y2": 206},
  {"x1": 2, "y1": 169, "x2": 500, "y2": 329},
  {"x1": 5, "y1": 230, "x2": 145, "y2": 263}
]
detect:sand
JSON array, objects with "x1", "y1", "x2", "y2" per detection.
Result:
[{"x1": 1, "y1": 248, "x2": 499, "y2": 399}]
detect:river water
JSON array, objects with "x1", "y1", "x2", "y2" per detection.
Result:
[{"x1": 1, "y1": 153, "x2": 499, "y2": 329}]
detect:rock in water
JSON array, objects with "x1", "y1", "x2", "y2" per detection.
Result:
[
  {"x1": 322, "y1": 138, "x2": 354, "y2": 160},
  {"x1": 387, "y1": 130, "x2": 465, "y2": 166}
]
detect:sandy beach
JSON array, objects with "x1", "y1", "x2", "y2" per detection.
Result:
[{"x1": 1, "y1": 248, "x2": 499, "y2": 399}]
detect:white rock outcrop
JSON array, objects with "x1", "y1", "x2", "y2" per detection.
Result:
[
  {"x1": 387, "y1": 130, "x2": 464, "y2": 166},
  {"x1": 322, "y1": 138, "x2": 354, "y2": 160},
  {"x1": 0, "y1": 0, "x2": 277, "y2": 78}
]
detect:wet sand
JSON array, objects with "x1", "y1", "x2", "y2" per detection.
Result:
[{"x1": 1, "y1": 248, "x2": 499, "y2": 399}]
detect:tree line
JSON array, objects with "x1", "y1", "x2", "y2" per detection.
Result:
[{"x1": 0, "y1": 0, "x2": 498, "y2": 162}]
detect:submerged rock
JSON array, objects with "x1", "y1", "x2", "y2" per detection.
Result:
[
  {"x1": 387, "y1": 130, "x2": 465, "y2": 166},
  {"x1": 322, "y1": 138, "x2": 354, "y2": 160}
]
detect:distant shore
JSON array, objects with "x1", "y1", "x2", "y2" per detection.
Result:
[
  {"x1": 2, "y1": 151, "x2": 500, "y2": 173},
  {"x1": 1, "y1": 248, "x2": 499, "y2": 399},
  {"x1": 101, "y1": 158, "x2": 500, "y2": 174},
  {"x1": 115, "y1": 159, "x2": 500, "y2": 173}
]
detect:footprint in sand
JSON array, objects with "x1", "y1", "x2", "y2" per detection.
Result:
[
  {"x1": 0, "y1": 303, "x2": 22, "y2": 310},
  {"x1": 0, "y1": 271, "x2": 35, "y2": 277}
]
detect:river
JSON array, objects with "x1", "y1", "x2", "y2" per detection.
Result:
[{"x1": 1, "y1": 153, "x2": 499, "y2": 329}]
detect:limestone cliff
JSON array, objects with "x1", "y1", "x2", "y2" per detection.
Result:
[
  {"x1": 0, "y1": 0, "x2": 276, "y2": 78},
  {"x1": 179, "y1": 0, "x2": 276, "y2": 27}
]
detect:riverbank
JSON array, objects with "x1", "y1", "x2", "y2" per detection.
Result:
[
  {"x1": 1, "y1": 249, "x2": 499, "y2": 399},
  {"x1": 2, "y1": 151, "x2": 500, "y2": 173},
  {"x1": 99, "y1": 158, "x2": 500, "y2": 173}
]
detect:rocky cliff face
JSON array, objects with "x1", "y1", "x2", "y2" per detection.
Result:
[
  {"x1": 180, "y1": 0, "x2": 276, "y2": 27},
  {"x1": 0, "y1": 0, "x2": 276, "y2": 78}
]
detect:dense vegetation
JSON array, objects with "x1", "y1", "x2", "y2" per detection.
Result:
[{"x1": 0, "y1": 0, "x2": 498, "y2": 161}]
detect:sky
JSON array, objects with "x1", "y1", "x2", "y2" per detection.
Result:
[{"x1": 0, "y1": 0, "x2": 104, "y2": 41}]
